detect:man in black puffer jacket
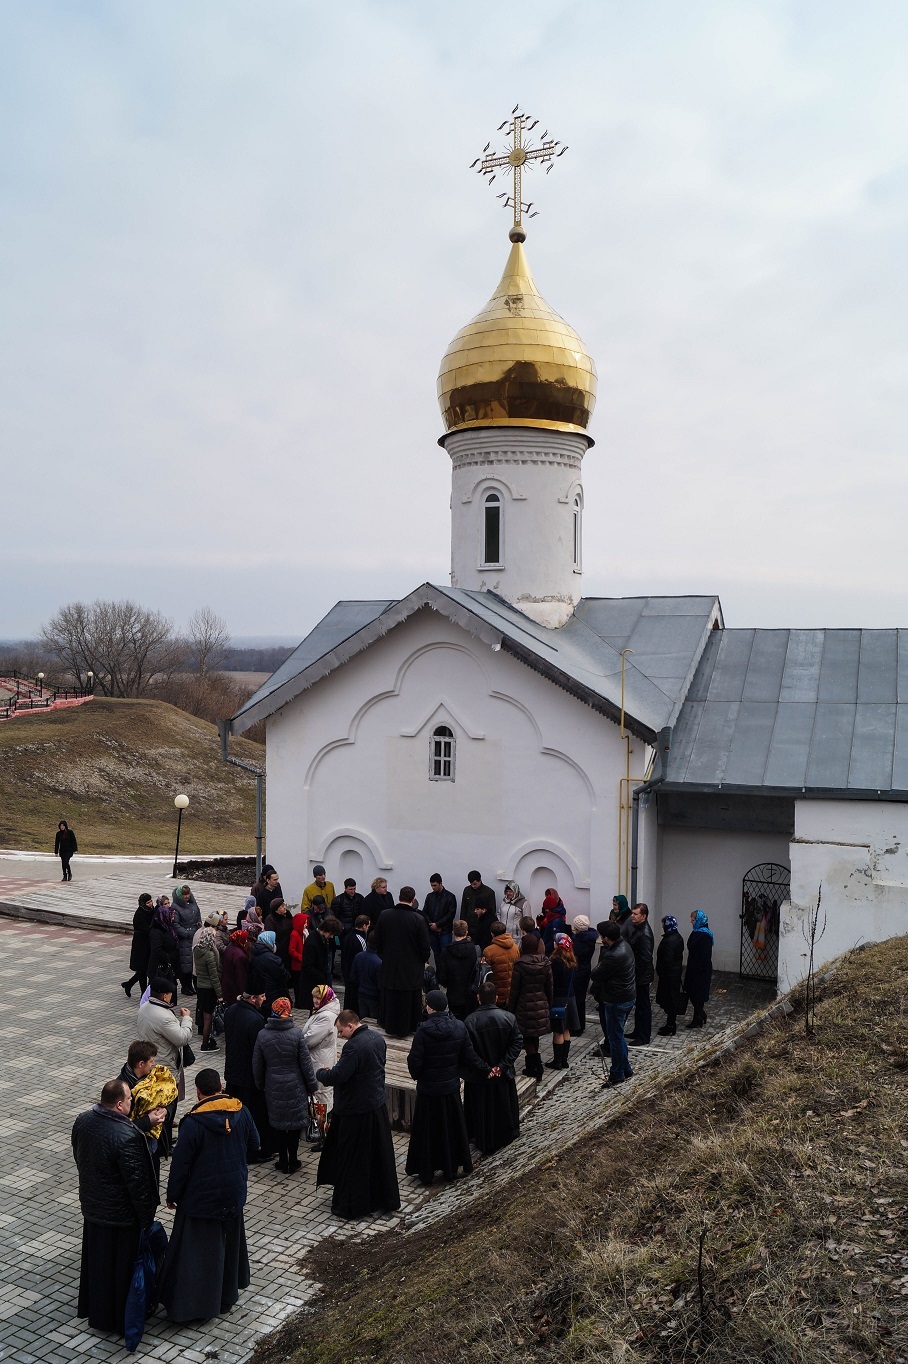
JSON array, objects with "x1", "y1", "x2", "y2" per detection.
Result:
[
  {"x1": 405, "y1": 989, "x2": 487, "y2": 1185},
  {"x1": 71, "y1": 1077, "x2": 159, "y2": 1337},
  {"x1": 224, "y1": 989, "x2": 272, "y2": 1161},
  {"x1": 590, "y1": 922, "x2": 637, "y2": 1088},
  {"x1": 159, "y1": 1068, "x2": 259, "y2": 1323}
]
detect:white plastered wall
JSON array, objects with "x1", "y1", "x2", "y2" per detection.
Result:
[
  {"x1": 264, "y1": 608, "x2": 644, "y2": 921},
  {"x1": 657, "y1": 826, "x2": 791, "y2": 973},
  {"x1": 781, "y1": 799, "x2": 908, "y2": 990}
]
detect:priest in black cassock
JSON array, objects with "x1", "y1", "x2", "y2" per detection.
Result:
[
  {"x1": 373, "y1": 886, "x2": 431, "y2": 1037},
  {"x1": 405, "y1": 989, "x2": 489, "y2": 1185},
  {"x1": 464, "y1": 979, "x2": 523, "y2": 1153}
]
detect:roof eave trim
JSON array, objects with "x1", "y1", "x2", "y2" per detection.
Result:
[{"x1": 659, "y1": 782, "x2": 908, "y2": 802}]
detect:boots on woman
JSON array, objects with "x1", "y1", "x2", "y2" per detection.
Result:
[
  {"x1": 561, "y1": 1040, "x2": 571, "y2": 1068},
  {"x1": 545, "y1": 1043, "x2": 564, "y2": 1070}
]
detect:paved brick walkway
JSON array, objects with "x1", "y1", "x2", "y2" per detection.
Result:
[{"x1": 0, "y1": 919, "x2": 773, "y2": 1363}]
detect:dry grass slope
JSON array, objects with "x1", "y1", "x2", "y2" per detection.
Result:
[
  {"x1": 254, "y1": 939, "x2": 908, "y2": 1364},
  {"x1": 0, "y1": 698, "x2": 263, "y2": 854}
]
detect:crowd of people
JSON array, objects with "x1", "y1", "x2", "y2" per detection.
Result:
[{"x1": 72, "y1": 864, "x2": 716, "y2": 1344}]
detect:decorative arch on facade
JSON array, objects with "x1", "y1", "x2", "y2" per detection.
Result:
[
  {"x1": 304, "y1": 640, "x2": 492, "y2": 789},
  {"x1": 460, "y1": 472, "x2": 526, "y2": 503},
  {"x1": 488, "y1": 688, "x2": 597, "y2": 803},
  {"x1": 501, "y1": 838, "x2": 589, "y2": 890},
  {"x1": 315, "y1": 827, "x2": 393, "y2": 872}
]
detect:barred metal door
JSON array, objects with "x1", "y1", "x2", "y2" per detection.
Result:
[{"x1": 740, "y1": 863, "x2": 789, "y2": 981}]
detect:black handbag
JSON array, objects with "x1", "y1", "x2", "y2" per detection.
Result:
[{"x1": 180, "y1": 1043, "x2": 196, "y2": 1068}]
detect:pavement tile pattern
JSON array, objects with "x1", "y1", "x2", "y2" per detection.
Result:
[{"x1": 0, "y1": 915, "x2": 773, "y2": 1363}]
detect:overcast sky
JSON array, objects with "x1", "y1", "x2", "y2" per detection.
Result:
[{"x1": 2, "y1": 0, "x2": 907, "y2": 641}]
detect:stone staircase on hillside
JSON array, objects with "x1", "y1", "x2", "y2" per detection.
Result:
[{"x1": 0, "y1": 673, "x2": 94, "y2": 722}]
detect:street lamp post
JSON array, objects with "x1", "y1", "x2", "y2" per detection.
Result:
[
  {"x1": 172, "y1": 794, "x2": 189, "y2": 878},
  {"x1": 36, "y1": 672, "x2": 44, "y2": 691},
  {"x1": 86, "y1": 671, "x2": 94, "y2": 694}
]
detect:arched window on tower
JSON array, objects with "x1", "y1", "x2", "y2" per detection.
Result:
[
  {"x1": 482, "y1": 491, "x2": 502, "y2": 567},
  {"x1": 573, "y1": 492, "x2": 583, "y2": 571},
  {"x1": 430, "y1": 725, "x2": 455, "y2": 781}
]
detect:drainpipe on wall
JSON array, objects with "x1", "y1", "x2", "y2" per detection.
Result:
[
  {"x1": 630, "y1": 726, "x2": 672, "y2": 907},
  {"x1": 218, "y1": 719, "x2": 264, "y2": 882}
]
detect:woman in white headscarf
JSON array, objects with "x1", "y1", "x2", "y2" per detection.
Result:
[{"x1": 502, "y1": 881, "x2": 530, "y2": 939}]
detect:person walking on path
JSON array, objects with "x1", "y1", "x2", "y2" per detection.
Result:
[
  {"x1": 221, "y1": 928, "x2": 250, "y2": 1008},
  {"x1": 71, "y1": 1077, "x2": 159, "y2": 1337},
  {"x1": 460, "y1": 871, "x2": 497, "y2": 952},
  {"x1": 590, "y1": 923, "x2": 637, "y2": 1087},
  {"x1": 684, "y1": 910, "x2": 714, "y2": 1028},
  {"x1": 464, "y1": 979, "x2": 523, "y2": 1153},
  {"x1": 193, "y1": 914, "x2": 224, "y2": 1053},
  {"x1": 547, "y1": 932, "x2": 579, "y2": 1070},
  {"x1": 302, "y1": 865, "x2": 336, "y2": 914},
  {"x1": 482, "y1": 920, "x2": 519, "y2": 1006},
  {"x1": 302, "y1": 984, "x2": 340, "y2": 1149},
  {"x1": 122, "y1": 893, "x2": 155, "y2": 998},
  {"x1": 315, "y1": 1010, "x2": 401, "y2": 1220},
  {"x1": 159, "y1": 1068, "x2": 259, "y2": 1323},
  {"x1": 363, "y1": 876, "x2": 394, "y2": 931},
  {"x1": 507, "y1": 934, "x2": 553, "y2": 1080},
  {"x1": 570, "y1": 914, "x2": 597, "y2": 1035},
  {"x1": 405, "y1": 989, "x2": 485, "y2": 1185},
  {"x1": 248, "y1": 930, "x2": 291, "y2": 1017},
  {"x1": 147, "y1": 900, "x2": 181, "y2": 995},
  {"x1": 54, "y1": 819, "x2": 78, "y2": 881},
  {"x1": 136, "y1": 976, "x2": 194, "y2": 1104},
  {"x1": 223, "y1": 989, "x2": 272, "y2": 1163},
  {"x1": 422, "y1": 874, "x2": 457, "y2": 983},
  {"x1": 252, "y1": 997, "x2": 318, "y2": 1173},
  {"x1": 501, "y1": 880, "x2": 530, "y2": 939},
  {"x1": 172, "y1": 885, "x2": 202, "y2": 997},
  {"x1": 348, "y1": 931, "x2": 382, "y2": 1019},
  {"x1": 655, "y1": 915, "x2": 685, "y2": 1035},
  {"x1": 625, "y1": 903, "x2": 656, "y2": 1046},
  {"x1": 373, "y1": 886, "x2": 431, "y2": 1037}
]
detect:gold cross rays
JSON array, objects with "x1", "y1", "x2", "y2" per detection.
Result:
[{"x1": 471, "y1": 107, "x2": 567, "y2": 239}]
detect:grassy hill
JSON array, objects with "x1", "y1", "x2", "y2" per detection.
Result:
[
  {"x1": 255, "y1": 939, "x2": 908, "y2": 1364},
  {"x1": 0, "y1": 697, "x2": 263, "y2": 854}
]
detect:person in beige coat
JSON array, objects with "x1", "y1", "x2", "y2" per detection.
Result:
[
  {"x1": 136, "y1": 976, "x2": 194, "y2": 1109},
  {"x1": 301, "y1": 985, "x2": 340, "y2": 1141}
]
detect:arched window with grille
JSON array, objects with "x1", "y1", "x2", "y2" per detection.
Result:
[
  {"x1": 430, "y1": 724, "x2": 455, "y2": 781},
  {"x1": 482, "y1": 490, "x2": 502, "y2": 568},
  {"x1": 572, "y1": 491, "x2": 583, "y2": 570}
]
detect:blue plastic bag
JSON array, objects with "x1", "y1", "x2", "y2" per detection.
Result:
[{"x1": 124, "y1": 1221, "x2": 168, "y2": 1352}]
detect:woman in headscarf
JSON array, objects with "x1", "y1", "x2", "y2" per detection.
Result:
[
  {"x1": 569, "y1": 914, "x2": 597, "y2": 1035},
  {"x1": 547, "y1": 933, "x2": 579, "y2": 1069},
  {"x1": 252, "y1": 997, "x2": 318, "y2": 1174},
  {"x1": 147, "y1": 897, "x2": 180, "y2": 989},
  {"x1": 536, "y1": 890, "x2": 568, "y2": 954},
  {"x1": 221, "y1": 928, "x2": 251, "y2": 1008},
  {"x1": 302, "y1": 985, "x2": 341, "y2": 1147},
  {"x1": 193, "y1": 915, "x2": 223, "y2": 1052},
  {"x1": 248, "y1": 929, "x2": 291, "y2": 1018},
  {"x1": 684, "y1": 910, "x2": 714, "y2": 1029},
  {"x1": 172, "y1": 884, "x2": 202, "y2": 997},
  {"x1": 507, "y1": 934, "x2": 553, "y2": 1080},
  {"x1": 610, "y1": 894, "x2": 632, "y2": 928},
  {"x1": 501, "y1": 881, "x2": 530, "y2": 939},
  {"x1": 238, "y1": 895, "x2": 260, "y2": 930},
  {"x1": 655, "y1": 915, "x2": 685, "y2": 1035},
  {"x1": 122, "y1": 893, "x2": 155, "y2": 998}
]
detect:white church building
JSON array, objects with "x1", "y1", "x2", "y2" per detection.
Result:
[{"x1": 228, "y1": 218, "x2": 908, "y2": 993}]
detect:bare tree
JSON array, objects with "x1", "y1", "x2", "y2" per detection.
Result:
[
  {"x1": 185, "y1": 607, "x2": 230, "y2": 678},
  {"x1": 40, "y1": 600, "x2": 182, "y2": 697}
]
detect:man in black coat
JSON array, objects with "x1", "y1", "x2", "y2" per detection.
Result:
[
  {"x1": 590, "y1": 923, "x2": 637, "y2": 1088},
  {"x1": 405, "y1": 989, "x2": 486, "y2": 1184},
  {"x1": 463, "y1": 979, "x2": 523, "y2": 1153},
  {"x1": 159, "y1": 1068, "x2": 259, "y2": 1323},
  {"x1": 625, "y1": 902, "x2": 656, "y2": 1046},
  {"x1": 331, "y1": 879, "x2": 366, "y2": 937},
  {"x1": 422, "y1": 873, "x2": 458, "y2": 984},
  {"x1": 341, "y1": 914, "x2": 370, "y2": 1012},
  {"x1": 224, "y1": 989, "x2": 272, "y2": 1160},
  {"x1": 71, "y1": 1077, "x2": 159, "y2": 1337},
  {"x1": 316, "y1": 1010, "x2": 401, "y2": 1219},
  {"x1": 460, "y1": 871, "x2": 497, "y2": 952},
  {"x1": 373, "y1": 887, "x2": 430, "y2": 1037}
]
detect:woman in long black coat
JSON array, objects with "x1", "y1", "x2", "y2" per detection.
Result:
[
  {"x1": 363, "y1": 878, "x2": 394, "y2": 931},
  {"x1": 147, "y1": 899, "x2": 181, "y2": 989},
  {"x1": 122, "y1": 893, "x2": 155, "y2": 997},
  {"x1": 54, "y1": 820, "x2": 78, "y2": 881},
  {"x1": 570, "y1": 915, "x2": 598, "y2": 1035},
  {"x1": 655, "y1": 915, "x2": 685, "y2": 1035},
  {"x1": 683, "y1": 910, "x2": 714, "y2": 1029}
]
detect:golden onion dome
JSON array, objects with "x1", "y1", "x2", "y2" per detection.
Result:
[{"x1": 437, "y1": 227, "x2": 597, "y2": 436}]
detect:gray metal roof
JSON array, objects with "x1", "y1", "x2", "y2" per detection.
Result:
[
  {"x1": 229, "y1": 585, "x2": 721, "y2": 740},
  {"x1": 666, "y1": 628, "x2": 908, "y2": 795}
]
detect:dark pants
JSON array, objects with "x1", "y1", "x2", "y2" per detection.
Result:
[
  {"x1": 122, "y1": 971, "x2": 147, "y2": 993},
  {"x1": 274, "y1": 1129, "x2": 301, "y2": 1168},
  {"x1": 428, "y1": 930, "x2": 452, "y2": 984},
  {"x1": 603, "y1": 999, "x2": 635, "y2": 1084},
  {"x1": 631, "y1": 981, "x2": 652, "y2": 1042},
  {"x1": 60, "y1": 855, "x2": 72, "y2": 880},
  {"x1": 231, "y1": 1083, "x2": 273, "y2": 1158}
]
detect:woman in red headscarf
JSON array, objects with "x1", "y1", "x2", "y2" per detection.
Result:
[{"x1": 536, "y1": 889, "x2": 569, "y2": 954}]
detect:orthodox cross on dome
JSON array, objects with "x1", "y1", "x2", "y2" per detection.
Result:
[{"x1": 470, "y1": 107, "x2": 567, "y2": 240}]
